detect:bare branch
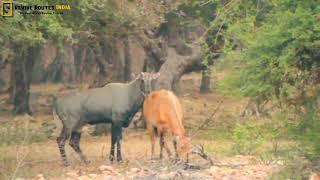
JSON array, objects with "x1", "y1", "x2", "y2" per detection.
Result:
[{"x1": 190, "y1": 100, "x2": 223, "y2": 138}]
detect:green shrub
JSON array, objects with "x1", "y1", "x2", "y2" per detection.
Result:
[
  {"x1": 232, "y1": 122, "x2": 267, "y2": 155},
  {"x1": 289, "y1": 99, "x2": 320, "y2": 160}
]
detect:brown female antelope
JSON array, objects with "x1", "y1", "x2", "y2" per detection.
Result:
[{"x1": 143, "y1": 89, "x2": 192, "y2": 160}]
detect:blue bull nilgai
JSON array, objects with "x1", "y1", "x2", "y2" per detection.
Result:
[{"x1": 53, "y1": 72, "x2": 160, "y2": 166}]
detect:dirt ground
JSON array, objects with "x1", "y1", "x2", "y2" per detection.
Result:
[
  {"x1": 1, "y1": 131, "x2": 280, "y2": 180},
  {"x1": 0, "y1": 73, "x2": 282, "y2": 180}
]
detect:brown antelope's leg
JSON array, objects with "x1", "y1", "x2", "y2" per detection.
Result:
[
  {"x1": 147, "y1": 124, "x2": 155, "y2": 159},
  {"x1": 173, "y1": 137, "x2": 178, "y2": 158},
  {"x1": 159, "y1": 132, "x2": 164, "y2": 159},
  {"x1": 162, "y1": 133, "x2": 171, "y2": 157},
  {"x1": 57, "y1": 127, "x2": 70, "y2": 166},
  {"x1": 69, "y1": 131, "x2": 90, "y2": 164}
]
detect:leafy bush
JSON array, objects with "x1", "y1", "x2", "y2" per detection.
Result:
[
  {"x1": 219, "y1": 0, "x2": 320, "y2": 106},
  {"x1": 289, "y1": 99, "x2": 320, "y2": 160},
  {"x1": 232, "y1": 122, "x2": 267, "y2": 155}
]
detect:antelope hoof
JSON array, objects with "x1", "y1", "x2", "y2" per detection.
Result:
[
  {"x1": 117, "y1": 157, "x2": 123, "y2": 163},
  {"x1": 63, "y1": 161, "x2": 70, "y2": 167},
  {"x1": 174, "y1": 157, "x2": 180, "y2": 163},
  {"x1": 109, "y1": 155, "x2": 114, "y2": 162},
  {"x1": 83, "y1": 159, "x2": 91, "y2": 165}
]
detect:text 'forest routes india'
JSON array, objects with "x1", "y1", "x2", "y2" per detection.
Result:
[{"x1": 0, "y1": 0, "x2": 70, "y2": 17}]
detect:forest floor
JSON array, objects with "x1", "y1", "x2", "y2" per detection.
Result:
[
  {"x1": 0, "y1": 73, "x2": 292, "y2": 180},
  {"x1": 0, "y1": 133, "x2": 281, "y2": 180}
]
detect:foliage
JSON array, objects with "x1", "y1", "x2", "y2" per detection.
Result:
[
  {"x1": 0, "y1": 0, "x2": 74, "y2": 83},
  {"x1": 0, "y1": 0, "x2": 170, "y2": 59},
  {"x1": 218, "y1": 0, "x2": 320, "y2": 105},
  {"x1": 175, "y1": 0, "x2": 217, "y2": 27},
  {"x1": 170, "y1": 1, "x2": 226, "y2": 81},
  {"x1": 214, "y1": 0, "x2": 320, "y2": 176},
  {"x1": 288, "y1": 98, "x2": 320, "y2": 160},
  {"x1": 232, "y1": 122, "x2": 267, "y2": 155},
  {"x1": 201, "y1": 42, "x2": 216, "y2": 75}
]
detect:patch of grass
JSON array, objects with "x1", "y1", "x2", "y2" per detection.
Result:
[
  {"x1": 196, "y1": 129, "x2": 232, "y2": 140},
  {"x1": 269, "y1": 155, "x2": 312, "y2": 180},
  {"x1": 232, "y1": 122, "x2": 268, "y2": 155},
  {"x1": 203, "y1": 140, "x2": 233, "y2": 156},
  {"x1": 91, "y1": 124, "x2": 111, "y2": 136},
  {"x1": 0, "y1": 121, "x2": 50, "y2": 146},
  {"x1": 195, "y1": 129, "x2": 234, "y2": 156}
]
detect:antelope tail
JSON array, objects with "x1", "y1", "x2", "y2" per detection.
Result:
[{"x1": 52, "y1": 107, "x2": 63, "y2": 137}]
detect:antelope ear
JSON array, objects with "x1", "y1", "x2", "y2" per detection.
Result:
[
  {"x1": 131, "y1": 73, "x2": 137, "y2": 79},
  {"x1": 173, "y1": 135, "x2": 180, "y2": 142},
  {"x1": 152, "y1": 72, "x2": 160, "y2": 79},
  {"x1": 140, "y1": 72, "x2": 145, "y2": 78},
  {"x1": 186, "y1": 137, "x2": 191, "y2": 142},
  {"x1": 132, "y1": 73, "x2": 143, "y2": 79}
]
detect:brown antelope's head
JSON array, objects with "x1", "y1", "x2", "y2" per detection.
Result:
[
  {"x1": 133, "y1": 72, "x2": 160, "y2": 96},
  {"x1": 177, "y1": 136, "x2": 192, "y2": 160},
  {"x1": 190, "y1": 144, "x2": 214, "y2": 165}
]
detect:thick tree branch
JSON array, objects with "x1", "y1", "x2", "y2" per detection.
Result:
[{"x1": 155, "y1": 45, "x2": 204, "y2": 91}]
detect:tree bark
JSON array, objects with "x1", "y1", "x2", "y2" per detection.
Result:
[
  {"x1": 45, "y1": 42, "x2": 75, "y2": 83},
  {"x1": 0, "y1": 59, "x2": 10, "y2": 93},
  {"x1": 155, "y1": 46, "x2": 203, "y2": 91},
  {"x1": 123, "y1": 36, "x2": 132, "y2": 81},
  {"x1": 11, "y1": 46, "x2": 36, "y2": 115},
  {"x1": 91, "y1": 42, "x2": 108, "y2": 87},
  {"x1": 45, "y1": 51, "x2": 63, "y2": 82},
  {"x1": 200, "y1": 69, "x2": 211, "y2": 93},
  {"x1": 135, "y1": 34, "x2": 166, "y2": 72},
  {"x1": 74, "y1": 45, "x2": 88, "y2": 82}
]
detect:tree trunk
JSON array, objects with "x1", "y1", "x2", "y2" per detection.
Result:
[
  {"x1": 45, "y1": 42, "x2": 75, "y2": 83},
  {"x1": 45, "y1": 52, "x2": 63, "y2": 82},
  {"x1": 91, "y1": 42, "x2": 108, "y2": 87},
  {"x1": 200, "y1": 69, "x2": 211, "y2": 93},
  {"x1": 123, "y1": 36, "x2": 132, "y2": 81},
  {"x1": 135, "y1": 34, "x2": 166, "y2": 72},
  {"x1": 155, "y1": 46, "x2": 203, "y2": 91},
  {"x1": 114, "y1": 41, "x2": 125, "y2": 82},
  {"x1": 0, "y1": 59, "x2": 10, "y2": 92},
  {"x1": 11, "y1": 58, "x2": 29, "y2": 114},
  {"x1": 74, "y1": 45, "x2": 88, "y2": 82},
  {"x1": 11, "y1": 46, "x2": 36, "y2": 115},
  {"x1": 9, "y1": 61, "x2": 15, "y2": 103}
]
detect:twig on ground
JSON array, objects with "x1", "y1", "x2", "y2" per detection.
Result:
[
  {"x1": 10, "y1": 121, "x2": 30, "y2": 180},
  {"x1": 191, "y1": 144, "x2": 214, "y2": 166},
  {"x1": 22, "y1": 159, "x2": 61, "y2": 166},
  {"x1": 132, "y1": 155, "x2": 152, "y2": 172},
  {"x1": 62, "y1": 83, "x2": 77, "y2": 90}
]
